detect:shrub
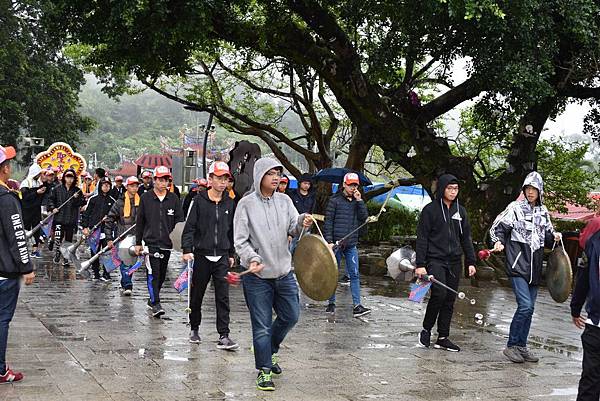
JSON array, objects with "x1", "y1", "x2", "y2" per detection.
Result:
[{"x1": 363, "y1": 201, "x2": 419, "y2": 243}]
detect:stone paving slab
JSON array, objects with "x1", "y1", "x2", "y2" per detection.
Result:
[{"x1": 0, "y1": 253, "x2": 586, "y2": 400}]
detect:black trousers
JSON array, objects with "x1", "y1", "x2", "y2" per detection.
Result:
[
  {"x1": 23, "y1": 213, "x2": 41, "y2": 247},
  {"x1": 53, "y1": 223, "x2": 75, "y2": 260},
  {"x1": 422, "y1": 261, "x2": 461, "y2": 338},
  {"x1": 146, "y1": 249, "x2": 171, "y2": 305},
  {"x1": 578, "y1": 324, "x2": 600, "y2": 401},
  {"x1": 189, "y1": 255, "x2": 230, "y2": 335},
  {"x1": 91, "y1": 239, "x2": 108, "y2": 278}
]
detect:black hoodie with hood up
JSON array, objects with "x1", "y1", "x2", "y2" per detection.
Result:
[
  {"x1": 47, "y1": 168, "x2": 85, "y2": 226},
  {"x1": 415, "y1": 174, "x2": 476, "y2": 268}
]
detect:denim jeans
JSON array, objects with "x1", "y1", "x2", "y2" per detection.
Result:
[
  {"x1": 242, "y1": 271, "x2": 300, "y2": 371},
  {"x1": 119, "y1": 264, "x2": 133, "y2": 290},
  {"x1": 0, "y1": 279, "x2": 21, "y2": 374},
  {"x1": 508, "y1": 276, "x2": 538, "y2": 347},
  {"x1": 328, "y1": 245, "x2": 361, "y2": 306}
]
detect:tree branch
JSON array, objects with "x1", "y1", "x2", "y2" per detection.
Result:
[
  {"x1": 559, "y1": 84, "x2": 600, "y2": 99},
  {"x1": 419, "y1": 78, "x2": 480, "y2": 121}
]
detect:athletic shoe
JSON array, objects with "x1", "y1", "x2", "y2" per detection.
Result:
[
  {"x1": 99, "y1": 276, "x2": 110, "y2": 282},
  {"x1": 122, "y1": 289, "x2": 132, "y2": 296},
  {"x1": 30, "y1": 251, "x2": 41, "y2": 259},
  {"x1": 47, "y1": 239, "x2": 54, "y2": 251},
  {"x1": 189, "y1": 330, "x2": 201, "y2": 344},
  {"x1": 418, "y1": 329, "x2": 431, "y2": 348},
  {"x1": 217, "y1": 335, "x2": 239, "y2": 351},
  {"x1": 340, "y1": 275, "x2": 350, "y2": 286},
  {"x1": 271, "y1": 354, "x2": 282, "y2": 375},
  {"x1": 353, "y1": 304, "x2": 371, "y2": 318},
  {"x1": 503, "y1": 346, "x2": 525, "y2": 363},
  {"x1": 325, "y1": 303, "x2": 336, "y2": 314},
  {"x1": 151, "y1": 304, "x2": 165, "y2": 318},
  {"x1": 434, "y1": 337, "x2": 460, "y2": 352},
  {"x1": 62, "y1": 261, "x2": 69, "y2": 267},
  {"x1": 146, "y1": 299, "x2": 153, "y2": 309},
  {"x1": 101, "y1": 272, "x2": 112, "y2": 281},
  {"x1": 92, "y1": 273, "x2": 101, "y2": 281},
  {"x1": 0, "y1": 367, "x2": 24, "y2": 384},
  {"x1": 516, "y1": 346, "x2": 539, "y2": 362},
  {"x1": 256, "y1": 369, "x2": 275, "y2": 391}
]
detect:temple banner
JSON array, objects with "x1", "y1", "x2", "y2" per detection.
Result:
[{"x1": 35, "y1": 142, "x2": 87, "y2": 176}]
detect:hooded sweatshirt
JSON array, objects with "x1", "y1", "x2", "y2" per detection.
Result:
[
  {"x1": 48, "y1": 169, "x2": 85, "y2": 226},
  {"x1": 489, "y1": 171, "x2": 556, "y2": 285},
  {"x1": 233, "y1": 158, "x2": 305, "y2": 279},
  {"x1": 0, "y1": 185, "x2": 33, "y2": 278},
  {"x1": 415, "y1": 174, "x2": 476, "y2": 268},
  {"x1": 20, "y1": 164, "x2": 45, "y2": 219},
  {"x1": 571, "y1": 228, "x2": 600, "y2": 326}
]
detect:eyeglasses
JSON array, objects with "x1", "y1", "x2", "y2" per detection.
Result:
[{"x1": 446, "y1": 186, "x2": 459, "y2": 192}]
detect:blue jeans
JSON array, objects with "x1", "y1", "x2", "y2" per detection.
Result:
[
  {"x1": 0, "y1": 279, "x2": 21, "y2": 374},
  {"x1": 120, "y1": 264, "x2": 133, "y2": 290},
  {"x1": 328, "y1": 246, "x2": 361, "y2": 306},
  {"x1": 242, "y1": 271, "x2": 300, "y2": 371},
  {"x1": 508, "y1": 276, "x2": 538, "y2": 347}
]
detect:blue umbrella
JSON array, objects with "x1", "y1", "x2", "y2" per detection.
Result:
[{"x1": 313, "y1": 168, "x2": 372, "y2": 186}]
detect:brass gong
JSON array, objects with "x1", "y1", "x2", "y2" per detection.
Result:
[
  {"x1": 546, "y1": 246, "x2": 573, "y2": 303},
  {"x1": 293, "y1": 234, "x2": 338, "y2": 301}
]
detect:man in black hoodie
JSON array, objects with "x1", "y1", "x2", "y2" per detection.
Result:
[
  {"x1": 0, "y1": 145, "x2": 35, "y2": 384},
  {"x1": 182, "y1": 161, "x2": 238, "y2": 350},
  {"x1": 415, "y1": 174, "x2": 476, "y2": 352}
]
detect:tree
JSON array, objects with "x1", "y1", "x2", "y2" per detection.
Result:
[{"x1": 0, "y1": 1, "x2": 94, "y2": 156}]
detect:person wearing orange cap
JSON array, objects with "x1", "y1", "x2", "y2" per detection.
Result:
[
  {"x1": 137, "y1": 170, "x2": 154, "y2": 196},
  {"x1": 277, "y1": 175, "x2": 290, "y2": 194},
  {"x1": 105, "y1": 176, "x2": 141, "y2": 295},
  {"x1": 0, "y1": 145, "x2": 35, "y2": 384},
  {"x1": 182, "y1": 178, "x2": 208, "y2": 216},
  {"x1": 323, "y1": 172, "x2": 370, "y2": 318},
  {"x1": 109, "y1": 175, "x2": 125, "y2": 200},
  {"x1": 134, "y1": 166, "x2": 183, "y2": 317}
]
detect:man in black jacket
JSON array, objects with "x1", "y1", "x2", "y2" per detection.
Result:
[
  {"x1": 0, "y1": 145, "x2": 35, "y2": 384},
  {"x1": 288, "y1": 173, "x2": 315, "y2": 214},
  {"x1": 415, "y1": 174, "x2": 476, "y2": 352},
  {"x1": 82, "y1": 177, "x2": 116, "y2": 281},
  {"x1": 109, "y1": 175, "x2": 125, "y2": 200},
  {"x1": 137, "y1": 170, "x2": 154, "y2": 196},
  {"x1": 182, "y1": 161, "x2": 238, "y2": 349},
  {"x1": 135, "y1": 166, "x2": 184, "y2": 318},
  {"x1": 323, "y1": 173, "x2": 370, "y2": 317}
]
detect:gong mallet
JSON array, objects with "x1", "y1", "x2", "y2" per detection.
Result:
[
  {"x1": 76, "y1": 224, "x2": 137, "y2": 273},
  {"x1": 226, "y1": 269, "x2": 252, "y2": 286},
  {"x1": 422, "y1": 274, "x2": 477, "y2": 305},
  {"x1": 478, "y1": 248, "x2": 501, "y2": 261},
  {"x1": 26, "y1": 189, "x2": 83, "y2": 239},
  {"x1": 185, "y1": 259, "x2": 192, "y2": 314}
]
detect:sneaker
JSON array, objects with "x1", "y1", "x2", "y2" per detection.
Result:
[
  {"x1": 271, "y1": 354, "x2": 282, "y2": 375},
  {"x1": 434, "y1": 337, "x2": 460, "y2": 352},
  {"x1": 99, "y1": 276, "x2": 109, "y2": 282},
  {"x1": 325, "y1": 303, "x2": 336, "y2": 314},
  {"x1": 122, "y1": 289, "x2": 132, "y2": 296},
  {"x1": 0, "y1": 367, "x2": 24, "y2": 384},
  {"x1": 151, "y1": 304, "x2": 165, "y2": 318},
  {"x1": 217, "y1": 335, "x2": 239, "y2": 351},
  {"x1": 62, "y1": 261, "x2": 69, "y2": 267},
  {"x1": 30, "y1": 250, "x2": 41, "y2": 259},
  {"x1": 516, "y1": 346, "x2": 539, "y2": 363},
  {"x1": 189, "y1": 330, "x2": 201, "y2": 344},
  {"x1": 47, "y1": 239, "x2": 54, "y2": 251},
  {"x1": 418, "y1": 329, "x2": 431, "y2": 348},
  {"x1": 340, "y1": 275, "x2": 350, "y2": 286},
  {"x1": 256, "y1": 369, "x2": 275, "y2": 391},
  {"x1": 92, "y1": 274, "x2": 101, "y2": 281},
  {"x1": 353, "y1": 304, "x2": 371, "y2": 318},
  {"x1": 503, "y1": 346, "x2": 525, "y2": 363},
  {"x1": 101, "y1": 272, "x2": 111, "y2": 282},
  {"x1": 146, "y1": 299, "x2": 153, "y2": 309}
]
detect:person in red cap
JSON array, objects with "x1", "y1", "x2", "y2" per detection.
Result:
[
  {"x1": 323, "y1": 172, "x2": 370, "y2": 317},
  {"x1": 182, "y1": 161, "x2": 238, "y2": 349},
  {"x1": 277, "y1": 175, "x2": 289, "y2": 194},
  {"x1": 110, "y1": 175, "x2": 125, "y2": 200},
  {"x1": 138, "y1": 170, "x2": 154, "y2": 196},
  {"x1": 105, "y1": 176, "x2": 141, "y2": 295},
  {"x1": 135, "y1": 166, "x2": 183, "y2": 317},
  {"x1": 0, "y1": 145, "x2": 35, "y2": 384}
]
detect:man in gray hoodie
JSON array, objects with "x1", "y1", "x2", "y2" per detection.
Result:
[{"x1": 234, "y1": 157, "x2": 312, "y2": 392}]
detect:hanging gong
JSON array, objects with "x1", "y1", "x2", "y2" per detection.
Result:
[
  {"x1": 546, "y1": 246, "x2": 573, "y2": 303},
  {"x1": 292, "y1": 234, "x2": 338, "y2": 301}
]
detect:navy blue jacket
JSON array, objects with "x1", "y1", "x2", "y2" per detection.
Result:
[
  {"x1": 288, "y1": 189, "x2": 316, "y2": 214},
  {"x1": 323, "y1": 191, "x2": 368, "y2": 247},
  {"x1": 571, "y1": 230, "x2": 600, "y2": 326}
]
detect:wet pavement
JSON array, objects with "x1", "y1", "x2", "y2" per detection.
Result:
[{"x1": 0, "y1": 251, "x2": 585, "y2": 401}]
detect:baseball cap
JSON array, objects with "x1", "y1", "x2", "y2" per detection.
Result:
[
  {"x1": 63, "y1": 169, "x2": 76, "y2": 178},
  {"x1": 208, "y1": 161, "x2": 232, "y2": 177},
  {"x1": 280, "y1": 176, "x2": 289, "y2": 183},
  {"x1": 141, "y1": 171, "x2": 153, "y2": 179},
  {"x1": 84, "y1": 172, "x2": 92, "y2": 180},
  {"x1": 344, "y1": 172, "x2": 360, "y2": 185},
  {"x1": 99, "y1": 177, "x2": 111, "y2": 185},
  {"x1": 0, "y1": 146, "x2": 16, "y2": 164},
  {"x1": 153, "y1": 165, "x2": 172, "y2": 179},
  {"x1": 125, "y1": 176, "x2": 139, "y2": 186},
  {"x1": 115, "y1": 175, "x2": 124, "y2": 182},
  {"x1": 45, "y1": 167, "x2": 56, "y2": 176}
]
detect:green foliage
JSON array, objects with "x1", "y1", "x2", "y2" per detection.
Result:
[
  {"x1": 552, "y1": 219, "x2": 587, "y2": 233},
  {"x1": 363, "y1": 201, "x2": 419, "y2": 243}
]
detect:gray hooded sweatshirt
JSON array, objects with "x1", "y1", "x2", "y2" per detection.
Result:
[{"x1": 234, "y1": 158, "x2": 304, "y2": 279}]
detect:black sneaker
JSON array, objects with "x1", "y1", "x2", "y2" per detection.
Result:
[
  {"x1": 418, "y1": 329, "x2": 431, "y2": 348},
  {"x1": 146, "y1": 299, "x2": 153, "y2": 309},
  {"x1": 340, "y1": 275, "x2": 350, "y2": 286},
  {"x1": 434, "y1": 337, "x2": 460, "y2": 352},
  {"x1": 217, "y1": 335, "x2": 239, "y2": 350},
  {"x1": 189, "y1": 330, "x2": 201, "y2": 344},
  {"x1": 353, "y1": 304, "x2": 371, "y2": 318},
  {"x1": 256, "y1": 369, "x2": 275, "y2": 391},
  {"x1": 325, "y1": 303, "x2": 336, "y2": 314},
  {"x1": 271, "y1": 354, "x2": 282, "y2": 375},
  {"x1": 151, "y1": 304, "x2": 165, "y2": 318},
  {"x1": 101, "y1": 271, "x2": 111, "y2": 282},
  {"x1": 48, "y1": 239, "x2": 54, "y2": 251},
  {"x1": 62, "y1": 261, "x2": 69, "y2": 267}
]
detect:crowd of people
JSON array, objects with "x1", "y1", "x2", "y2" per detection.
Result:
[{"x1": 0, "y1": 145, "x2": 599, "y2": 399}]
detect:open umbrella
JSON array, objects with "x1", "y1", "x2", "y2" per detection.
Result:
[{"x1": 313, "y1": 168, "x2": 372, "y2": 186}]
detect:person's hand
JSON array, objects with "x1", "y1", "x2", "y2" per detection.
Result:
[
  {"x1": 353, "y1": 190, "x2": 362, "y2": 201},
  {"x1": 468, "y1": 265, "x2": 477, "y2": 277},
  {"x1": 83, "y1": 228, "x2": 90, "y2": 236},
  {"x1": 248, "y1": 261, "x2": 265, "y2": 274},
  {"x1": 134, "y1": 245, "x2": 143, "y2": 256},
  {"x1": 493, "y1": 241, "x2": 504, "y2": 252},
  {"x1": 303, "y1": 214, "x2": 314, "y2": 228},
  {"x1": 37, "y1": 187, "x2": 46, "y2": 194},
  {"x1": 107, "y1": 240, "x2": 114, "y2": 249},
  {"x1": 182, "y1": 253, "x2": 194, "y2": 261},
  {"x1": 554, "y1": 232, "x2": 562, "y2": 242},
  {"x1": 327, "y1": 243, "x2": 335, "y2": 250},
  {"x1": 229, "y1": 257, "x2": 235, "y2": 268},
  {"x1": 52, "y1": 208, "x2": 59, "y2": 214},
  {"x1": 415, "y1": 267, "x2": 427, "y2": 277},
  {"x1": 573, "y1": 315, "x2": 586, "y2": 329},
  {"x1": 23, "y1": 272, "x2": 35, "y2": 285}
]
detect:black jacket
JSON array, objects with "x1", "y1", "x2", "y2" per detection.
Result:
[
  {"x1": 182, "y1": 189, "x2": 198, "y2": 217},
  {"x1": 323, "y1": 190, "x2": 368, "y2": 247},
  {"x1": 109, "y1": 185, "x2": 125, "y2": 200},
  {"x1": 288, "y1": 189, "x2": 316, "y2": 214},
  {"x1": 81, "y1": 191, "x2": 116, "y2": 229},
  {"x1": 0, "y1": 186, "x2": 33, "y2": 278},
  {"x1": 571, "y1": 230, "x2": 600, "y2": 326},
  {"x1": 21, "y1": 182, "x2": 50, "y2": 222},
  {"x1": 104, "y1": 194, "x2": 139, "y2": 240},
  {"x1": 138, "y1": 183, "x2": 153, "y2": 196},
  {"x1": 48, "y1": 184, "x2": 85, "y2": 225},
  {"x1": 135, "y1": 190, "x2": 184, "y2": 249},
  {"x1": 181, "y1": 190, "x2": 235, "y2": 257},
  {"x1": 415, "y1": 174, "x2": 476, "y2": 268}
]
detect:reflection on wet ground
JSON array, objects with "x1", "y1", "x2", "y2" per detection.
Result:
[{"x1": 0, "y1": 253, "x2": 585, "y2": 400}]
